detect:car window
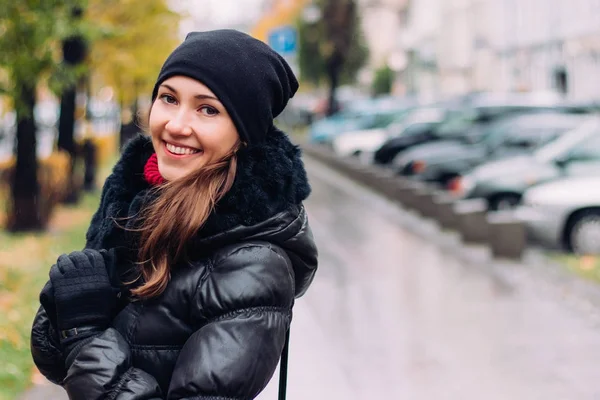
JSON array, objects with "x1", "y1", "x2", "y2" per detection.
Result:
[
  {"x1": 488, "y1": 126, "x2": 574, "y2": 151},
  {"x1": 433, "y1": 106, "x2": 550, "y2": 140},
  {"x1": 434, "y1": 110, "x2": 477, "y2": 138},
  {"x1": 461, "y1": 115, "x2": 530, "y2": 146},
  {"x1": 535, "y1": 118, "x2": 600, "y2": 162},
  {"x1": 387, "y1": 108, "x2": 444, "y2": 137},
  {"x1": 388, "y1": 110, "x2": 410, "y2": 124},
  {"x1": 403, "y1": 122, "x2": 438, "y2": 137},
  {"x1": 563, "y1": 133, "x2": 600, "y2": 161},
  {"x1": 472, "y1": 105, "x2": 542, "y2": 122},
  {"x1": 481, "y1": 114, "x2": 586, "y2": 149},
  {"x1": 370, "y1": 112, "x2": 402, "y2": 129},
  {"x1": 505, "y1": 128, "x2": 563, "y2": 149}
]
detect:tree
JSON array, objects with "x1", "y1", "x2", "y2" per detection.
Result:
[
  {"x1": 58, "y1": 5, "x2": 89, "y2": 204},
  {"x1": 0, "y1": 1, "x2": 84, "y2": 231},
  {"x1": 86, "y1": 0, "x2": 181, "y2": 146},
  {"x1": 297, "y1": 0, "x2": 368, "y2": 115},
  {"x1": 372, "y1": 64, "x2": 394, "y2": 96}
]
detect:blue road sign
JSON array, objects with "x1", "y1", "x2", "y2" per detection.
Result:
[{"x1": 268, "y1": 25, "x2": 297, "y2": 55}]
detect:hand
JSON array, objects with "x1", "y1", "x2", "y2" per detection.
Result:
[
  {"x1": 49, "y1": 249, "x2": 119, "y2": 343},
  {"x1": 39, "y1": 279, "x2": 58, "y2": 332},
  {"x1": 40, "y1": 249, "x2": 128, "y2": 336}
]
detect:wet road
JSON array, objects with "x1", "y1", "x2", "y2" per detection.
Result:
[
  {"x1": 258, "y1": 156, "x2": 600, "y2": 400},
  {"x1": 22, "y1": 155, "x2": 600, "y2": 400}
]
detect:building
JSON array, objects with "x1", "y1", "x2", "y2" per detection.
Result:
[
  {"x1": 400, "y1": 0, "x2": 443, "y2": 100},
  {"x1": 402, "y1": 0, "x2": 600, "y2": 101},
  {"x1": 431, "y1": 0, "x2": 501, "y2": 96},
  {"x1": 392, "y1": 0, "x2": 500, "y2": 99},
  {"x1": 496, "y1": 0, "x2": 600, "y2": 100},
  {"x1": 358, "y1": 0, "x2": 409, "y2": 66}
]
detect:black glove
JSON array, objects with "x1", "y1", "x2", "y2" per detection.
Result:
[
  {"x1": 49, "y1": 249, "x2": 119, "y2": 354},
  {"x1": 39, "y1": 279, "x2": 58, "y2": 333},
  {"x1": 40, "y1": 248, "x2": 128, "y2": 330}
]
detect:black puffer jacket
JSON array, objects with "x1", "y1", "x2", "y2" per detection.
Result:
[{"x1": 30, "y1": 129, "x2": 318, "y2": 399}]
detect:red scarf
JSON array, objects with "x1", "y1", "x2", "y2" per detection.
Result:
[{"x1": 143, "y1": 153, "x2": 165, "y2": 186}]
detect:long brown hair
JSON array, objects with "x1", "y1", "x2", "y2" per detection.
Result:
[{"x1": 130, "y1": 143, "x2": 240, "y2": 299}]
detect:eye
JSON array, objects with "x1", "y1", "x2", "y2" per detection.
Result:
[
  {"x1": 199, "y1": 105, "x2": 219, "y2": 116},
  {"x1": 159, "y1": 93, "x2": 177, "y2": 105}
]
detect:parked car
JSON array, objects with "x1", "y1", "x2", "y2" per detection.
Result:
[
  {"x1": 370, "y1": 105, "x2": 451, "y2": 163},
  {"x1": 450, "y1": 117, "x2": 600, "y2": 210},
  {"x1": 329, "y1": 105, "x2": 438, "y2": 159},
  {"x1": 308, "y1": 96, "x2": 413, "y2": 144},
  {"x1": 372, "y1": 94, "x2": 571, "y2": 165},
  {"x1": 516, "y1": 176, "x2": 600, "y2": 253},
  {"x1": 395, "y1": 112, "x2": 590, "y2": 186},
  {"x1": 330, "y1": 110, "x2": 410, "y2": 158}
]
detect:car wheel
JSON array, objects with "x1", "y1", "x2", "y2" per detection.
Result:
[
  {"x1": 568, "y1": 211, "x2": 600, "y2": 254},
  {"x1": 488, "y1": 194, "x2": 521, "y2": 211}
]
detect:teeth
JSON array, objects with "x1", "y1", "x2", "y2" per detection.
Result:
[{"x1": 166, "y1": 143, "x2": 201, "y2": 155}]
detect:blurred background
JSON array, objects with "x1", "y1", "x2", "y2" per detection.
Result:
[{"x1": 3, "y1": 0, "x2": 600, "y2": 399}]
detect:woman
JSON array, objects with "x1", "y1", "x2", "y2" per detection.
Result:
[{"x1": 30, "y1": 29, "x2": 318, "y2": 399}]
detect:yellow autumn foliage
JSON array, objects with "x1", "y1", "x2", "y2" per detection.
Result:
[
  {"x1": 86, "y1": 0, "x2": 182, "y2": 106},
  {"x1": 0, "y1": 151, "x2": 71, "y2": 228}
]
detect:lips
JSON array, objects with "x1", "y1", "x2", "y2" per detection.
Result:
[{"x1": 164, "y1": 141, "x2": 202, "y2": 156}]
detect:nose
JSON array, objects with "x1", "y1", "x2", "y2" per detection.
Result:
[{"x1": 165, "y1": 110, "x2": 193, "y2": 136}]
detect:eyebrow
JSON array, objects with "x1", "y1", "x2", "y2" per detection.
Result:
[{"x1": 160, "y1": 84, "x2": 220, "y2": 101}]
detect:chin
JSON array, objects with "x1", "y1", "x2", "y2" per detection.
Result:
[
  {"x1": 158, "y1": 161, "x2": 202, "y2": 182},
  {"x1": 159, "y1": 166, "x2": 186, "y2": 182}
]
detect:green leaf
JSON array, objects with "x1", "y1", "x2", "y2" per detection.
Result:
[{"x1": 297, "y1": 0, "x2": 368, "y2": 90}]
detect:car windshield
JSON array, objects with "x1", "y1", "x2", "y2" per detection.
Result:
[
  {"x1": 386, "y1": 107, "x2": 445, "y2": 136},
  {"x1": 559, "y1": 129, "x2": 600, "y2": 161},
  {"x1": 371, "y1": 112, "x2": 404, "y2": 128},
  {"x1": 433, "y1": 105, "x2": 575, "y2": 141},
  {"x1": 433, "y1": 110, "x2": 477, "y2": 138},
  {"x1": 432, "y1": 106, "x2": 528, "y2": 139},
  {"x1": 534, "y1": 117, "x2": 600, "y2": 162},
  {"x1": 332, "y1": 108, "x2": 387, "y2": 123},
  {"x1": 481, "y1": 114, "x2": 588, "y2": 150},
  {"x1": 402, "y1": 122, "x2": 439, "y2": 137}
]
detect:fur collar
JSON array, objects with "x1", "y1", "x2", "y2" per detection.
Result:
[{"x1": 85, "y1": 127, "x2": 311, "y2": 254}]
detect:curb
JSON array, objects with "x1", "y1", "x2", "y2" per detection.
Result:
[{"x1": 301, "y1": 143, "x2": 526, "y2": 260}]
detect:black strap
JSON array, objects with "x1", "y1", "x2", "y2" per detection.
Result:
[{"x1": 278, "y1": 329, "x2": 290, "y2": 400}]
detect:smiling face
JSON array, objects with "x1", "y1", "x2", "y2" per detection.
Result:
[{"x1": 148, "y1": 76, "x2": 240, "y2": 181}]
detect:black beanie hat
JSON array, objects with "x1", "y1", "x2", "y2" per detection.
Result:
[{"x1": 151, "y1": 29, "x2": 299, "y2": 144}]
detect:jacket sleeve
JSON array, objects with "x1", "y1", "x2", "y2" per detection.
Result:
[
  {"x1": 30, "y1": 306, "x2": 67, "y2": 384},
  {"x1": 62, "y1": 328, "x2": 164, "y2": 400},
  {"x1": 31, "y1": 303, "x2": 163, "y2": 399},
  {"x1": 167, "y1": 244, "x2": 295, "y2": 399}
]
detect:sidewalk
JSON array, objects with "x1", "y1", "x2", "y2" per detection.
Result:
[{"x1": 19, "y1": 380, "x2": 66, "y2": 400}]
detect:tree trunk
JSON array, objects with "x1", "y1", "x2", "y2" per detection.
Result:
[
  {"x1": 326, "y1": 56, "x2": 342, "y2": 116},
  {"x1": 9, "y1": 84, "x2": 43, "y2": 232},
  {"x1": 82, "y1": 74, "x2": 97, "y2": 192},
  {"x1": 58, "y1": 85, "x2": 80, "y2": 204},
  {"x1": 58, "y1": 86, "x2": 76, "y2": 155},
  {"x1": 82, "y1": 138, "x2": 97, "y2": 191},
  {"x1": 120, "y1": 99, "x2": 140, "y2": 151}
]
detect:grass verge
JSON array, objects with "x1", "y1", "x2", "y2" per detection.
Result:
[
  {"x1": 550, "y1": 253, "x2": 600, "y2": 283},
  {"x1": 0, "y1": 156, "x2": 115, "y2": 400}
]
